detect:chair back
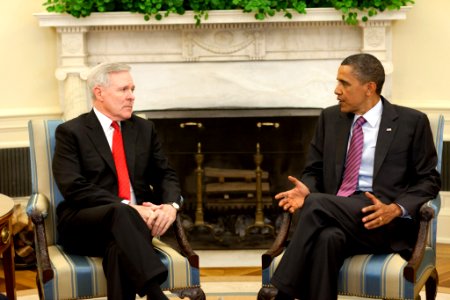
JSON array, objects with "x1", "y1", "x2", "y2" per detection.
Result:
[
  {"x1": 427, "y1": 114, "x2": 444, "y2": 251},
  {"x1": 28, "y1": 119, "x2": 64, "y2": 246}
]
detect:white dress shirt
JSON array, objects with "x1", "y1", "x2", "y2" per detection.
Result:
[
  {"x1": 93, "y1": 107, "x2": 136, "y2": 204},
  {"x1": 350, "y1": 100, "x2": 408, "y2": 216},
  {"x1": 353, "y1": 99, "x2": 382, "y2": 192}
]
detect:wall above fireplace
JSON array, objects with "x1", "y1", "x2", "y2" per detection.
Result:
[{"x1": 35, "y1": 7, "x2": 411, "y2": 119}]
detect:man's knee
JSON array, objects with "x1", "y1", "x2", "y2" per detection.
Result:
[
  {"x1": 107, "y1": 203, "x2": 144, "y2": 228},
  {"x1": 108, "y1": 202, "x2": 137, "y2": 217},
  {"x1": 317, "y1": 226, "x2": 346, "y2": 247}
]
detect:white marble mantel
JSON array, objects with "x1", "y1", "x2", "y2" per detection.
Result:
[{"x1": 35, "y1": 7, "x2": 411, "y2": 120}]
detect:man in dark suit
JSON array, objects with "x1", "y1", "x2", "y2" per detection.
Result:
[
  {"x1": 52, "y1": 62, "x2": 182, "y2": 300},
  {"x1": 271, "y1": 53, "x2": 441, "y2": 300}
]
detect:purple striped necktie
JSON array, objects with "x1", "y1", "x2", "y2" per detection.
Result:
[{"x1": 337, "y1": 117, "x2": 367, "y2": 197}]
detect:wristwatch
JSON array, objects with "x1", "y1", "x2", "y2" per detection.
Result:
[{"x1": 171, "y1": 202, "x2": 180, "y2": 211}]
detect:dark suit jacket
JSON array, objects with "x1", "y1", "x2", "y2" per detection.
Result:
[
  {"x1": 52, "y1": 110, "x2": 181, "y2": 224},
  {"x1": 301, "y1": 97, "x2": 441, "y2": 220}
]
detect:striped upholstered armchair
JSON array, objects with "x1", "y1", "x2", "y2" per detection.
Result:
[
  {"x1": 27, "y1": 119, "x2": 205, "y2": 300},
  {"x1": 258, "y1": 114, "x2": 444, "y2": 300}
]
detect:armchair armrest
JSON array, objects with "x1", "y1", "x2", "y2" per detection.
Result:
[
  {"x1": 27, "y1": 193, "x2": 49, "y2": 218},
  {"x1": 262, "y1": 211, "x2": 292, "y2": 269},
  {"x1": 26, "y1": 194, "x2": 54, "y2": 284},
  {"x1": 403, "y1": 201, "x2": 435, "y2": 282},
  {"x1": 173, "y1": 214, "x2": 199, "y2": 269}
]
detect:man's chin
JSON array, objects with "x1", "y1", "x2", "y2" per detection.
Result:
[
  {"x1": 122, "y1": 108, "x2": 133, "y2": 116},
  {"x1": 121, "y1": 112, "x2": 133, "y2": 120},
  {"x1": 339, "y1": 104, "x2": 348, "y2": 113}
]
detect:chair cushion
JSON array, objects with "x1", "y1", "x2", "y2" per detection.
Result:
[
  {"x1": 153, "y1": 238, "x2": 201, "y2": 290},
  {"x1": 262, "y1": 247, "x2": 436, "y2": 300},
  {"x1": 43, "y1": 239, "x2": 200, "y2": 300}
]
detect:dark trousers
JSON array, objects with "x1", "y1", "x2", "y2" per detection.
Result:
[
  {"x1": 57, "y1": 203, "x2": 168, "y2": 300},
  {"x1": 270, "y1": 193, "x2": 415, "y2": 300}
]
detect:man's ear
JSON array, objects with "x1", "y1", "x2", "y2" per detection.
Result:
[
  {"x1": 366, "y1": 81, "x2": 377, "y2": 96},
  {"x1": 93, "y1": 85, "x2": 103, "y2": 100}
]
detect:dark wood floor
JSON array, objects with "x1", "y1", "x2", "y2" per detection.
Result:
[{"x1": 1, "y1": 243, "x2": 449, "y2": 294}]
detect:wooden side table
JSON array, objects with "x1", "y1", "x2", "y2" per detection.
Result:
[{"x1": 0, "y1": 194, "x2": 16, "y2": 300}]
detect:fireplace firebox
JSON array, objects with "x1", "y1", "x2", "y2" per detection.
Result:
[{"x1": 142, "y1": 108, "x2": 319, "y2": 249}]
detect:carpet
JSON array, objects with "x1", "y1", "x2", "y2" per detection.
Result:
[{"x1": 15, "y1": 283, "x2": 450, "y2": 300}]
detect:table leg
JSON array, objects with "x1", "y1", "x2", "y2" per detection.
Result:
[{"x1": 2, "y1": 242, "x2": 16, "y2": 300}]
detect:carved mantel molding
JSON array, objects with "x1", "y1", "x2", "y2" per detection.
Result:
[{"x1": 35, "y1": 8, "x2": 411, "y2": 120}]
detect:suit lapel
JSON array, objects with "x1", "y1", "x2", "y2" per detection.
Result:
[
  {"x1": 373, "y1": 98, "x2": 398, "y2": 178},
  {"x1": 85, "y1": 111, "x2": 116, "y2": 174}
]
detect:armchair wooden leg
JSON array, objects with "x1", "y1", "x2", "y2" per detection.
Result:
[
  {"x1": 36, "y1": 275, "x2": 44, "y2": 300},
  {"x1": 169, "y1": 287, "x2": 206, "y2": 300},
  {"x1": 258, "y1": 286, "x2": 278, "y2": 300},
  {"x1": 425, "y1": 268, "x2": 438, "y2": 300}
]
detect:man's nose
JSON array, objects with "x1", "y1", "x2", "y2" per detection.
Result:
[{"x1": 334, "y1": 86, "x2": 341, "y2": 95}]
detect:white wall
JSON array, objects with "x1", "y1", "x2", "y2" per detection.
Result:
[
  {"x1": 392, "y1": 0, "x2": 450, "y2": 110},
  {"x1": 0, "y1": 1, "x2": 60, "y2": 148}
]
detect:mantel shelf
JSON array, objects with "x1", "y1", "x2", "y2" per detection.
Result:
[
  {"x1": 34, "y1": 7, "x2": 412, "y2": 120},
  {"x1": 35, "y1": 7, "x2": 411, "y2": 27}
]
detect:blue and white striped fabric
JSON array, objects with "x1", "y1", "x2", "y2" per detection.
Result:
[
  {"x1": 262, "y1": 245, "x2": 436, "y2": 299},
  {"x1": 36, "y1": 239, "x2": 200, "y2": 299},
  {"x1": 27, "y1": 119, "x2": 201, "y2": 299}
]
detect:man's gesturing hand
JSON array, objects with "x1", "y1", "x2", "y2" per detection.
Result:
[{"x1": 275, "y1": 176, "x2": 310, "y2": 213}]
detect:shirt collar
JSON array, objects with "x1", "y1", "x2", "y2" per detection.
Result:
[
  {"x1": 355, "y1": 98, "x2": 383, "y2": 127},
  {"x1": 93, "y1": 107, "x2": 118, "y2": 132}
]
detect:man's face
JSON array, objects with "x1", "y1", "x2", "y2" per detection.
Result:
[
  {"x1": 94, "y1": 71, "x2": 135, "y2": 121},
  {"x1": 334, "y1": 65, "x2": 372, "y2": 115}
]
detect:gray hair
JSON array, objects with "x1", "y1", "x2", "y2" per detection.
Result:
[
  {"x1": 341, "y1": 53, "x2": 385, "y2": 95},
  {"x1": 87, "y1": 62, "x2": 131, "y2": 100}
]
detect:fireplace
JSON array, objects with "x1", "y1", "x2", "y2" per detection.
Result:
[
  {"x1": 141, "y1": 108, "x2": 319, "y2": 249},
  {"x1": 35, "y1": 8, "x2": 411, "y2": 248}
]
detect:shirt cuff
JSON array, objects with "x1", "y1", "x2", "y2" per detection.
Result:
[{"x1": 397, "y1": 203, "x2": 411, "y2": 218}]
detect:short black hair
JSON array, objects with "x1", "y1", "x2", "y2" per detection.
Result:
[{"x1": 341, "y1": 53, "x2": 385, "y2": 95}]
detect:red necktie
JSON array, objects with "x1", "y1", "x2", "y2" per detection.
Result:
[
  {"x1": 111, "y1": 122, "x2": 131, "y2": 200},
  {"x1": 337, "y1": 117, "x2": 367, "y2": 197}
]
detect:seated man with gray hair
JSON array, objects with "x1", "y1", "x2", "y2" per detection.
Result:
[{"x1": 52, "y1": 62, "x2": 182, "y2": 300}]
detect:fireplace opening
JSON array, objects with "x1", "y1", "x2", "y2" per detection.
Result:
[{"x1": 144, "y1": 109, "x2": 319, "y2": 250}]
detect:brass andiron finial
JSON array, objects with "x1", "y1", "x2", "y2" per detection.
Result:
[
  {"x1": 179, "y1": 122, "x2": 216, "y2": 238},
  {"x1": 246, "y1": 142, "x2": 274, "y2": 236},
  {"x1": 195, "y1": 142, "x2": 205, "y2": 226},
  {"x1": 254, "y1": 143, "x2": 264, "y2": 226},
  {"x1": 192, "y1": 142, "x2": 217, "y2": 238}
]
